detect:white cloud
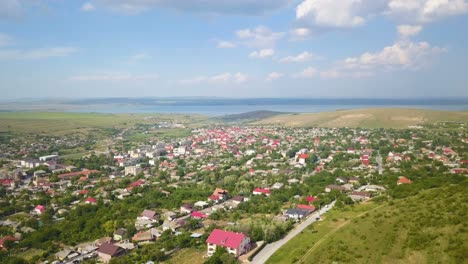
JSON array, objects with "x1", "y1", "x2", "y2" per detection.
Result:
[
  {"x1": 342, "y1": 41, "x2": 446, "y2": 71},
  {"x1": 0, "y1": 46, "x2": 78, "y2": 60},
  {"x1": 295, "y1": 0, "x2": 468, "y2": 29},
  {"x1": 266, "y1": 72, "x2": 284, "y2": 81},
  {"x1": 216, "y1": 41, "x2": 236, "y2": 48},
  {"x1": 94, "y1": 0, "x2": 292, "y2": 15},
  {"x1": 397, "y1": 25, "x2": 423, "y2": 38},
  {"x1": 129, "y1": 53, "x2": 151, "y2": 60},
  {"x1": 388, "y1": 0, "x2": 468, "y2": 23},
  {"x1": 294, "y1": 66, "x2": 318, "y2": 78},
  {"x1": 236, "y1": 26, "x2": 285, "y2": 48},
  {"x1": 70, "y1": 72, "x2": 159, "y2": 81},
  {"x1": 178, "y1": 72, "x2": 248, "y2": 84},
  {"x1": 280, "y1": 51, "x2": 314, "y2": 63},
  {"x1": 81, "y1": 2, "x2": 96, "y2": 12},
  {"x1": 296, "y1": 0, "x2": 385, "y2": 28},
  {"x1": 0, "y1": 33, "x2": 13, "y2": 47},
  {"x1": 290, "y1": 27, "x2": 312, "y2": 40},
  {"x1": 249, "y1": 48, "x2": 274, "y2": 58}
]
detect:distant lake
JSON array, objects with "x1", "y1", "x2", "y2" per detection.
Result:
[{"x1": 62, "y1": 98, "x2": 468, "y2": 116}]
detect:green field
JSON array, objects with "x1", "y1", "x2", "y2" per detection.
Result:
[
  {"x1": 268, "y1": 182, "x2": 467, "y2": 264},
  {"x1": 255, "y1": 108, "x2": 468, "y2": 128},
  {"x1": 0, "y1": 112, "x2": 207, "y2": 136}
]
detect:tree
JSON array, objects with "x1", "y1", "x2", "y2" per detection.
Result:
[{"x1": 204, "y1": 247, "x2": 238, "y2": 264}]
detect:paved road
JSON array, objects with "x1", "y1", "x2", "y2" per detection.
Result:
[{"x1": 251, "y1": 201, "x2": 335, "y2": 264}]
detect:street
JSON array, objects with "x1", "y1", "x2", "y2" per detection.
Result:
[{"x1": 251, "y1": 201, "x2": 335, "y2": 264}]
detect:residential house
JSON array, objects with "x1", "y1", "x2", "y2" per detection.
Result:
[
  {"x1": 285, "y1": 208, "x2": 310, "y2": 221},
  {"x1": 206, "y1": 229, "x2": 250, "y2": 257},
  {"x1": 97, "y1": 243, "x2": 126, "y2": 263},
  {"x1": 325, "y1": 185, "x2": 346, "y2": 193},
  {"x1": 34, "y1": 205, "x2": 46, "y2": 215},
  {"x1": 113, "y1": 228, "x2": 128, "y2": 242},
  {"x1": 252, "y1": 188, "x2": 271, "y2": 196},
  {"x1": 397, "y1": 176, "x2": 412, "y2": 185}
]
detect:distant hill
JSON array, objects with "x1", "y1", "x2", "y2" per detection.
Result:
[
  {"x1": 215, "y1": 110, "x2": 285, "y2": 123},
  {"x1": 255, "y1": 108, "x2": 468, "y2": 128}
]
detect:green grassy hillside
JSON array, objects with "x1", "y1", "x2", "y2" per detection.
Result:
[
  {"x1": 255, "y1": 108, "x2": 468, "y2": 128},
  {"x1": 268, "y1": 182, "x2": 467, "y2": 264}
]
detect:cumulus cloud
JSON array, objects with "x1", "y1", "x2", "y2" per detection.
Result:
[
  {"x1": 178, "y1": 72, "x2": 248, "y2": 84},
  {"x1": 216, "y1": 41, "x2": 236, "y2": 48},
  {"x1": 295, "y1": 0, "x2": 468, "y2": 29},
  {"x1": 0, "y1": 46, "x2": 78, "y2": 60},
  {"x1": 236, "y1": 26, "x2": 285, "y2": 48},
  {"x1": 342, "y1": 40, "x2": 446, "y2": 71},
  {"x1": 81, "y1": 2, "x2": 96, "y2": 12},
  {"x1": 388, "y1": 0, "x2": 468, "y2": 23},
  {"x1": 266, "y1": 72, "x2": 284, "y2": 81},
  {"x1": 280, "y1": 51, "x2": 315, "y2": 63},
  {"x1": 296, "y1": 0, "x2": 387, "y2": 28},
  {"x1": 249, "y1": 48, "x2": 274, "y2": 58},
  {"x1": 94, "y1": 0, "x2": 292, "y2": 15},
  {"x1": 293, "y1": 66, "x2": 318, "y2": 78},
  {"x1": 397, "y1": 25, "x2": 423, "y2": 38},
  {"x1": 70, "y1": 72, "x2": 159, "y2": 81}
]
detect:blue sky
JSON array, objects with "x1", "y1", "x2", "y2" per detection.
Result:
[{"x1": 0, "y1": 0, "x2": 467, "y2": 99}]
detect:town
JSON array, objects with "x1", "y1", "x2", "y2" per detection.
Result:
[{"x1": 0, "y1": 121, "x2": 467, "y2": 264}]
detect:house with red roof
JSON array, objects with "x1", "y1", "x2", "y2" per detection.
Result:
[
  {"x1": 397, "y1": 176, "x2": 412, "y2": 185},
  {"x1": 191, "y1": 211, "x2": 208, "y2": 219},
  {"x1": 34, "y1": 205, "x2": 45, "y2": 215},
  {"x1": 297, "y1": 204, "x2": 315, "y2": 211},
  {"x1": 206, "y1": 229, "x2": 250, "y2": 257},
  {"x1": 306, "y1": 196, "x2": 319, "y2": 203},
  {"x1": 298, "y1": 154, "x2": 309, "y2": 165},
  {"x1": 85, "y1": 197, "x2": 97, "y2": 204},
  {"x1": 252, "y1": 188, "x2": 271, "y2": 196}
]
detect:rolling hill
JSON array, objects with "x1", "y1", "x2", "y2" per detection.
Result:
[
  {"x1": 254, "y1": 108, "x2": 468, "y2": 128},
  {"x1": 268, "y1": 181, "x2": 467, "y2": 264},
  {"x1": 214, "y1": 110, "x2": 285, "y2": 123}
]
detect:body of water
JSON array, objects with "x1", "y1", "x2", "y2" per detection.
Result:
[{"x1": 3, "y1": 98, "x2": 467, "y2": 116}]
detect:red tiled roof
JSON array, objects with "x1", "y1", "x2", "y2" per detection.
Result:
[
  {"x1": 206, "y1": 229, "x2": 246, "y2": 249},
  {"x1": 35, "y1": 205, "x2": 45, "y2": 212},
  {"x1": 86, "y1": 197, "x2": 97, "y2": 203},
  {"x1": 253, "y1": 188, "x2": 270, "y2": 194},
  {"x1": 191, "y1": 211, "x2": 208, "y2": 218},
  {"x1": 297, "y1": 204, "x2": 315, "y2": 211},
  {"x1": 306, "y1": 196, "x2": 319, "y2": 203}
]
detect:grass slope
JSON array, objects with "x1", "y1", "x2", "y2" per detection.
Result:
[
  {"x1": 268, "y1": 183, "x2": 467, "y2": 264},
  {"x1": 255, "y1": 108, "x2": 468, "y2": 128}
]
